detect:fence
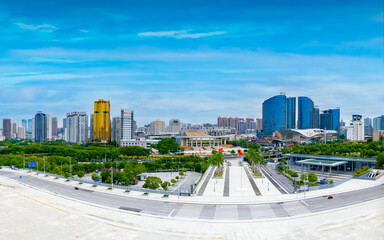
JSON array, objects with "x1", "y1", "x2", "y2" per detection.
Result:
[{"x1": 307, "y1": 176, "x2": 353, "y2": 191}]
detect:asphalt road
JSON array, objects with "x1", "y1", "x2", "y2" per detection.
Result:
[{"x1": 2, "y1": 170, "x2": 384, "y2": 221}]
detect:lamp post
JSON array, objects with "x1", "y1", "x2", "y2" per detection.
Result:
[
  {"x1": 23, "y1": 152, "x2": 25, "y2": 171},
  {"x1": 43, "y1": 157, "x2": 45, "y2": 175}
]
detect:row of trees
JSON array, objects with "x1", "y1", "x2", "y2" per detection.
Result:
[
  {"x1": 0, "y1": 141, "x2": 150, "y2": 161},
  {"x1": 282, "y1": 141, "x2": 384, "y2": 158}
]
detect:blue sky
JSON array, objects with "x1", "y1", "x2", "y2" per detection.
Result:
[{"x1": 0, "y1": 0, "x2": 383, "y2": 127}]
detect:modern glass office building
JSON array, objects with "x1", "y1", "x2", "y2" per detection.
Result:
[
  {"x1": 298, "y1": 97, "x2": 314, "y2": 129},
  {"x1": 320, "y1": 109, "x2": 340, "y2": 132},
  {"x1": 262, "y1": 94, "x2": 287, "y2": 135},
  {"x1": 286, "y1": 97, "x2": 296, "y2": 129}
]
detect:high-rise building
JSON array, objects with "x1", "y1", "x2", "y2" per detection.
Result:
[
  {"x1": 32, "y1": 118, "x2": 35, "y2": 141},
  {"x1": 66, "y1": 112, "x2": 88, "y2": 144},
  {"x1": 286, "y1": 97, "x2": 296, "y2": 129},
  {"x1": 112, "y1": 116, "x2": 121, "y2": 145},
  {"x1": 256, "y1": 118, "x2": 262, "y2": 130},
  {"x1": 46, "y1": 114, "x2": 52, "y2": 141},
  {"x1": 150, "y1": 119, "x2": 165, "y2": 135},
  {"x1": 121, "y1": 109, "x2": 134, "y2": 140},
  {"x1": 17, "y1": 126, "x2": 25, "y2": 139},
  {"x1": 169, "y1": 119, "x2": 181, "y2": 133},
  {"x1": 21, "y1": 119, "x2": 27, "y2": 130},
  {"x1": 364, "y1": 117, "x2": 373, "y2": 135},
  {"x1": 11, "y1": 122, "x2": 19, "y2": 139},
  {"x1": 381, "y1": 115, "x2": 384, "y2": 130},
  {"x1": 373, "y1": 117, "x2": 381, "y2": 131},
  {"x1": 298, "y1": 96, "x2": 314, "y2": 129},
  {"x1": 90, "y1": 114, "x2": 94, "y2": 140},
  {"x1": 245, "y1": 118, "x2": 255, "y2": 130},
  {"x1": 312, "y1": 106, "x2": 320, "y2": 129},
  {"x1": 346, "y1": 115, "x2": 364, "y2": 141},
  {"x1": 27, "y1": 119, "x2": 33, "y2": 133},
  {"x1": 237, "y1": 120, "x2": 246, "y2": 134},
  {"x1": 2, "y1": 119, "x2": 11, "y2": 140},
  {"x1": 93, "y1": 99, "x2": 111, "y2": 142},
  {"x1": 262, "y1": 94, "x2": 286, "y2": 135},
  {"x1": 34, "y1": 112, "x2": 47, "y2": 143},
  {"x1": 320, "y1": 109, "x2": 340, "y2": 133},
  {"x1": 249, "y1": 121, "x2": 256, "y2": 130},
  {"x1": 52, "y1": 117, "x2": 58, "y2": 137}
]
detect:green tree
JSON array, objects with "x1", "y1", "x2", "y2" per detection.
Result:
[
  {"x1": 91, "y1": 173, "x2": 99, "y2": 181},
  {"x1": 63, "y1": 172, "x2": 70, "y2": 178},
  {"x1": 142, "y1": 176, "x2": 162, "y2": 189},
  {"x1": 245, "y1": 148, "x2": 263, "y2": 172},
  {"x1": 300, "y1": 174, "x2": 307, "y2": 184},
  {"x1": 308, "y1": 172, "x2": 318, "y2": 183},
  {"x1": 161, "y1": 181, "x2": 170, "y2": 192},
  {"x1": 209, "y1": 152, "x2": 224, "y2": 175},
  {"x1": 77, "y1": 171, "x2": 84, "y2": 178},
  {"x1": 171, "y1": 179, "x2": 176, "y2": 184},
  {"x1": 151, "y1": 138, "x2": 179, "y2": 154}
]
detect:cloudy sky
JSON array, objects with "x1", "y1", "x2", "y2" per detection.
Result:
[{"x1": 0, "y1": 0, "x2": 383, "y2": 127}]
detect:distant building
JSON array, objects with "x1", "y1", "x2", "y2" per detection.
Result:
[
  {"x1": 150, "y1": 119, "x2": 165, "y2": 135},
  {"x1": 373, "y1": 130, "x2": 384, "y2": 141},
  {"x1": 298, "y1": 96, "x2": 314, "y2": 130},
  {"x1": 121, "y1": 109, "x2": 134, "y2": 141},
  {"x1": 17, "y1": 126, "x2": 25, "y2": 139},
  {"x1": 112, "y1": 116, "x2": 121, "y2": 145},
  {"x1": 312, "y1": 106, "x2": 320, "y2": 129},
  {"x1": 320, "y1": 109, "x2": 340, "y2": 133},
  {"x1": 2, "y1": 119, "x2": 11, "y2": 140},
  {"x1": 364, "y1": 117, "x2": 373, "y2": 135},
  {"x1": 237, "y1": 120, "x2": 246, "y2": 134},
  {"x1": 66, "y1": 112, "x2": 88, "y2": 144},
  {"x1": 27, "y1": 119, "x2": 33, "y2": 133},
  {"x1": 34, "y1": 112, "x2": 47, "y2": 143},
  {"x1": 169, "y1": 119, "x2": 181, "y2": 133},
  {"x1": 256, "y1": 118, "x2": 262, "y2": 130},
  {"x1": 93, "y1": 99, "x2": 111, "y2": 142},
  {"x1": 346, "y1": 115, "x2": 364, "y2": 141},
  {"x1": 46, "y1": 114, "x2": 52, "y2": 141},
  {"x1": 286, "y1": 97, "x2": 296, "y2": 129},
  {"x1": 177, "y1": 131, "x2": 228, "y2": 147},
  {"x1": 262, "y1": 94, "x2": 287, "y2": 135},
  {"x1": 11, "y1": 122, "x2": 19, "y2": 139},
  {"x1": 21, "y1": 119, "x2": 27, "y2": 130},
  {"x1": 52, "y1": 117, "x2": 58, "y2": 137},
  {"x1": 120, "y1": 139, "x2": 158, "y2": 149}
]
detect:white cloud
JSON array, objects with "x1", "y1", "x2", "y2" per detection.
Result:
[
  {"x1": 79, "y1": 29, "x2": 89, "y2": 33},
  {"x1": 137, "y1": 30, "x2": 226, "y2": 39},
  {"x1": 14, "y1": 22, "x2": 58, "y2": 32}
]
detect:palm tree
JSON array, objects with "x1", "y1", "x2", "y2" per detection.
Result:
[
  {"x1": 245, "y1": 148, "x2": 257, "y2": 171},
  {"x1": 209, "y1": 152, "x2": 224, "y2": 174}
]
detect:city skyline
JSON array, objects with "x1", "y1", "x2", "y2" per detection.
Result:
[{"x1": 0, "y1": 1, "x2": 383, "y2": 126}]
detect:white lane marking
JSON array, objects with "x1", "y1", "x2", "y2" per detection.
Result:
[
  {"x1": 168, "y1": 208, "x2": 175, "y2": 217},
  {"x1": 301, "y1": 200, "x2": 309, "y2": 207}
]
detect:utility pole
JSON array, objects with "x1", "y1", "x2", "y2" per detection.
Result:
[
  {"x1": 111, "y1": 160, "x2": 114, "y2": 189},
  {"x1": 44, "y1": 157, "x2": 45, "y2": 175}
]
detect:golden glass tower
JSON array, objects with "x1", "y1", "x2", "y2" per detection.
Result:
[{"x1": 93, "y1": 99, "x2": 111, "y2": 142}]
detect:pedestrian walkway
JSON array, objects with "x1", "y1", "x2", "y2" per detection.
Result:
[
  {"x1": 243, "y1": 166, "x2": 261, "y2": 196},
  {"x1": 224, "y1": 167, "x2": 230, "y2": 197},
  {"x1": 197, "y1": 166, "x2": 216, "y2": 196}
]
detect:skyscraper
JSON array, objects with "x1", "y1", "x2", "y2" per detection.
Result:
[
  {"x1": 256, "y1": 118, "x2": 262, "y2": 130},
  {"x1": 320, "y1": 109, "x2": 340, "y2": 133},
  {"x1": 298, "y1": 96, "x2": 314, "y2": 129},
  {"x1": 27, "y1": 119, "x2": 32, "y2": 133},
  {"x1": 2, "y1": 119, "x2": 11, "y2": 140},
  {"x1": 93, "y1": 99, "x2": 111, "y2": 142},
  {"x1": 112, "y1": 116, "x2": 121, "y2": 145},
  {"x1": 66, "y1": 112, "x2": 88, "y2": 144},
  {"x1": 34, "y1": 112, "x2": 47, "y2": 143},
  {"x1": 312, "y1": 106, "x2": 320, "y2": 128},
  {"x1": 11, "y1": 122, "x2": 19, "y2": 139},
  {"x1": 52, "y1": 117, "x2": 58, "y2": 137},
  {"x1": 364, "y1": 117, "x2": 373, "y2": 135},
  {"x1": 286, "y1": 97, "x2": 296, "y2": 129},
  {"x1": 21, "y1": 119, "x2": 27, "y2": 130},
  {"x1": 373, "y1": 117, "x2": 381, "y2": 131},
  {"x1": 46, "y1": 114, "x2": 52, "y2": 141},
  {"x1": 262, "y1": 94, "x2": 287, "y2": 135},
  {"x1": 121, "y1": 109, "x2": 134, "y2": 140}
]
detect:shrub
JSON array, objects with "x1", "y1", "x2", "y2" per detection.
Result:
[
  {"x1": 65, "y1": 179, "x2": 70, "y2": 182},
  {"x1": 92, "y1": 185, "x2": 97, "y2": 187},
  {"x1": 171, "y1": 179, "x2": 177, "y2": 184},
  {"x1": 79, "y1": 182, "x2": 83, "y2": 184},
  {"x1": 91, "y1": 173, "x2": 99, "y2": 181},
  {"x1": 107, "y1": 187, "x2": 112, "y2": 190},
  {"x1": 125, "y1": 190, "x2": 130, "y2": 193},
  {"x1": 144, "y1": 192, "x2": 149, "y2": 195},
  {"x1": 163, "y1": 194, "x2": 169, "y2": 198},
  {"x1": 175, "y1": 176, "x2": 179, "y2": 180},
  {"x1": 308, "y1": 173, "x2": 318, "y2": 183},
  {"x1": 329, "y1": 179, "x2": 334, "y2": 184},
  {"x1": 54, "y1": 177, "x2": 59, "y2": 179}
]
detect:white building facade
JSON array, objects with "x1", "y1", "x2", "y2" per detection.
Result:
[
  {"x1": 346, "y1": 115, "x2": 364, "y2": 141},
  {"x1": 66, "y1": 112, "x2": 88, "y2": 144},
  {"x1": 121, "y1": 109, "x2": 134, "y2": 141}
]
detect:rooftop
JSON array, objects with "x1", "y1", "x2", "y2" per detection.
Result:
[{"x1": 283, "y1": 153, "x2": 376, "y2": 163}]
